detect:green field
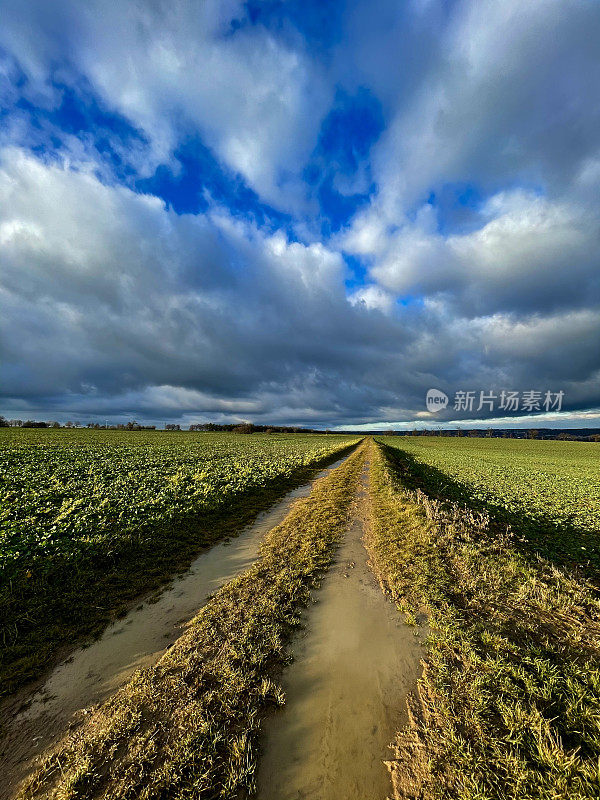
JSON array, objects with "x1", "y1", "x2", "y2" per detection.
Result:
[
  {"x1": 4, "y1": 432, "x2": 600, "y2": 799},
  {"x1": 369, "y1": 438, "x2": 600, "y2": 800},
  {"x1": 18, "y1": 443, "x2": 367, "y2": 800},
  {"x1": 0, "y1": 429, "x2": 359, "y2": 693},
  {"x1": 377, "y1": 436, "x2": 600, "y2": 571}
]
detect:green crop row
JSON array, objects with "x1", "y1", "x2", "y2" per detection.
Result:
[
  {"x1": 0, "y1": 429, "x2": 359, "y2": 693},
  {"x1": 378, "y1": 436, "x2": 600, "y2": 570},
  {"x1": 0, "y1": 429, "x2": 358, "y2": 580}
]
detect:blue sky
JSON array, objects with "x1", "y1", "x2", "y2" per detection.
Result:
[{"x1": 1, "y1": 0, "x2": 599, "y2": 428}]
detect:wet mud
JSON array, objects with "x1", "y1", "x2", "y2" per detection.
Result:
[{"x1": 258, "y1": 465, "x2": 425, "y2": 800}]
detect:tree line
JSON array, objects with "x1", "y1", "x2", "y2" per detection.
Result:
[{"x1": 0, "y1": 417, "x2": 328, "y2": 434}]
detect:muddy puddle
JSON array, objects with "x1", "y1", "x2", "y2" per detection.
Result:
[
  {"x1": 0, "y1": 453, "x2": 351, "y2": 799},
  {"x1": 257, "y1": 465, "x2": 426, "y2": 800}
]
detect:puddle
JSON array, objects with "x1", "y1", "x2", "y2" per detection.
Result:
[
  {"x1": 0, "y1": 453, "x2": 350, "y2": 800},
  {"x1": 257, "y1": 466, "x2": 425, "y2": 800}
]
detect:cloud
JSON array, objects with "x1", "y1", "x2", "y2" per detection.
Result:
[
  {"x1": 1, "y1": 148, "x2": 598, "y2": 426},
  {"x1": 1, "y1": 1, "x2": 599, "y2": 427},
  {"x1": 349, "y1": 284, "x2": 394, "y2": 314},
  {"x1": 339, "y1": 0, "x2": 600, "y2": 328},
  {"x1": 364, "y1": 0, "x2": 600, "y2": 218},
  {"x1": 356, "y1": 190, "x2": 600, "y2": 317},
  {"x1": 0, "y1": 0, "x2": 332, "y2": 207},
  {"x1": 0, "y1": 148, "x2": 406, "y2": 423}
]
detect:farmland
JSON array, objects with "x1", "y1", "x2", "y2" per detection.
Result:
[
  {"x1": 16, "y1": 442, "x2": 368, "y2": 800},
  {"x1": 370, "y1": 437, "x2": 600, "y2": 799},
  {"x1": 0, "y1": 429, "x2": 359, "y2": 695},
  {"x1": 378, "y1": 436, "x2": 600, "y2": 573},
  {"x1": 3, "y1": 432, "x2": 600, "y2": 800}
]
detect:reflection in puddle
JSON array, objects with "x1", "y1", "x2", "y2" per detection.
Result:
[{"x1": 258, "y1": 470, "x2": 425, "y2": 800}]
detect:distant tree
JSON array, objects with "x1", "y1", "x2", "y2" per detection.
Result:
[
  {"x1": 9, "y1": 419, "x2": 23, "y2": 427},
  {"x1": 486, "y1": 428, "x2": 493, "y2": 438},
  {"x1": 50, "y1": 421, "x2": 60, "y2": 428},
  {"x1": 456, "y1": 428, "x2": 464, "y2": 437},
  {"x1": 468, "y1": 429, "x2": 480, "y2": 437},
  {"x1": 528, "y1": 429, "x2": 539, "y2": 439},
  {"x1": 558, "y1": 432, "x2": 573, "y2": 440},
  {"x1": 383, "y1": 430, "x2": 397, "y2": 436},
  {"x1": 233, "y1": 423, "x2": 254, "y2": 434},
  {"x1": 0, "y1": 415, "x2": 8, "y2": 427},
  {"x1": 165, "y1": 424, "x2": 181, "y2": 431},
  {"x1": 590, "y1": 434, "x2": 600, "y2": 443}
]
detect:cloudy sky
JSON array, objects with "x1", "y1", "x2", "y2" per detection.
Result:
[{"x1": 1, "y1": 0, "x2": 599, "y2": 429}]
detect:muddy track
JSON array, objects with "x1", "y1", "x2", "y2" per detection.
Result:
[
  {"x1": 4, "y1": 441, "x2": 425, "y2": 800},
  {"x1": 0, "y1": 453, "x2": 353, "y2": 800},
  {"x1": 257, "y1": 455, "x2": 425, "y2": 800}
]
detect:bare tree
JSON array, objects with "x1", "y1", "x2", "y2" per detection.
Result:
[{"x1": 233, "y1": 423, "x2": 254, "y2": 434}]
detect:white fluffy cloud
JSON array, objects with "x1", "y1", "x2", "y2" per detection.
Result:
[
  {"x1": 0, "y1": 0, "x2": 331, "y2": 207},
  {"x1": 0, "y1": 148, "x2": 399, "y2": 422},
  {"x1": 363, "y1": 0, "x2": 600, "y2": 219},
  {"x1": 358, "y1": 191, "x2": 600, "y2": 316},
  {"x1": 339, "y1": 0, "x2": 600, "y2": 333},
  {"x1": 1, "y1": 0, "x2": 599, "y2": 425}
]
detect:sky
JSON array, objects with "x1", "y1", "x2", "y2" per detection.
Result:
[{"x1": 1, "y1": 0, "x2": 599, "y2": 430}]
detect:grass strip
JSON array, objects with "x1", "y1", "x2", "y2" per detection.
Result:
[
  {"x1": 375, "y1": 437, "x2": 600, "y2": 580},
  {"x1": 1, "y1": 441, "x2": 359, "y2": 699},
  {"x1": 18, "y1": 442, "x2": 367, "y2": 800},
  {"x1": 368, "y1": 440, "x2": 600, "y2": 800}
]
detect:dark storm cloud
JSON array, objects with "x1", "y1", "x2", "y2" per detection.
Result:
[{"x1": 1, "y1": 147, "x2": 599, "y2": 427}]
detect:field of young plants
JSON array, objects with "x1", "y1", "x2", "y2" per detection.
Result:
[
  {"x1": 3, "y1": 432, "x2": 600, "y2": 800},
  {"x1": 369, "y1": 438, "x2": 600, "y2": 800},
  {"x1": 0, "y1": 429, "x2": 359, "y2": 694},
  {"x1": 379, "y1": 436, "x2": 600, "y2": 571}
]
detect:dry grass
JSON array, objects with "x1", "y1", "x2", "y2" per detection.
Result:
[
  {"x1": 368, "y1": 441, "x2": 600, "y2": 800},
  {"x1": 17, "y1": 442, "x2": 367, "y2": 800}
]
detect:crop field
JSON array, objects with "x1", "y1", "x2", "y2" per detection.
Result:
[
  {"x1": 16, "y1": 443, "x2": 368, "y2": 800},
  {"x1": 0, "y1": 429, "x2": 358, "y2": 694},
  {"x1": 378, "y1": 436, "x2": 600, "y2": 572},
  {"x1": 3, "y1": 433, "x2": 600, "y2": 800},
  {"x1": 369, "y1": 438, "x2": 600, "y2": 799}
]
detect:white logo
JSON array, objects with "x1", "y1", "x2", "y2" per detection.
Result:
[{"x1": 426, "y1": 389, "x2": 449, "y2": 412}]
